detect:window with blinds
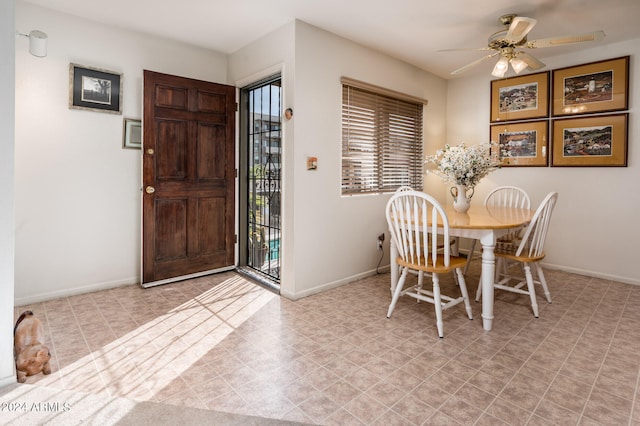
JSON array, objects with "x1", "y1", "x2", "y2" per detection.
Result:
[{"x1": 341, "y1": 79, "x2": 424, "y2": 195}]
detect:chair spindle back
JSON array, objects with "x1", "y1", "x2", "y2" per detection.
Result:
[
  {"x1": 516, "y1": 192, "x2": 558, "y2": 258},
  {"x1": 386, "y1": 191, "x2": 451, "y2": 268}
]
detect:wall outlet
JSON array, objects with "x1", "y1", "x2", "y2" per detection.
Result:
[{"x1": 377, "y1": 233, "x2": 385, "y2": 250}]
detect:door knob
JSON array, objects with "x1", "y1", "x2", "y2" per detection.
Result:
[{"x1": 145, "y1": 186, "x2": 155, "y2": 194}]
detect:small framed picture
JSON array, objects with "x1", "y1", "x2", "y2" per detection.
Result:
[
  {"x1": 491, "y1": 121, "x2": 548, "y2": 166},
  {"x1": 490, "y1": 71, "x2": 549, "y2": 122},
  {"x1": 69, "y1": 63, "x2": 122, "y2": 114},
  {"x1": 123, "y1": 118, "x2": 142, "y2": 149},
  {"x1": 551, "y1": 113, "x2": 628, "y2": 167},
  {"x1": 552, "y1": 56, "x2": 629, "y2": 116}
]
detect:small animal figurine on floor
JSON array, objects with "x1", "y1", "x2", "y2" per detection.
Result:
[{"x1": 14, "y1": 310, "x2": 51, "y2": 383}]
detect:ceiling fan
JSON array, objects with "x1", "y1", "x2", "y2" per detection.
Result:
[{"x1": 446, "y1": 13, "x2": 605, "y2": 77}]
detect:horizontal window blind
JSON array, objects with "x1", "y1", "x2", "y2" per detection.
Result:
[{"x1": 341, "y1": 81, "x2": 424, "y2": 195}]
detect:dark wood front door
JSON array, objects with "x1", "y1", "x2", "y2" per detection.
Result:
[{"x1": 142, "y1": 70, "x2": 235, "y2": 285}]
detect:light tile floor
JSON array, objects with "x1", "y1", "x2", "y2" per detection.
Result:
[{"x1": 14, "y1": 264, "x2": 640, "y2": 425}]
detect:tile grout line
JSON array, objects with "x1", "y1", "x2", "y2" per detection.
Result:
[
  {"x1": 466, "y1": 273, "x2": 591, "y2": 425},
  {"x1": 629, "y1": 356, "x2": 640, "y2": 426},
  {"x1": 67, "y1": 295, "x2": 122, "y2": 398},
  {"x1": 523, "y1": 278, "x2": 632, "y2": 425},
  {"x1": 421, "y1": 308, "x2": 528, "y2": 425},
  {"x1": 392, "y1": 269, "x2": 533, "y2": 425},
  {"x1": 520, "y1": 277, "x2": 598, "y2": 424},
  {"x1": 39, "y1": 300, "x2": 63, "y2": 385},
  {"x1": 574, "y1": 282, "x2": 635, "y2": 425},
  {"x1": 474, "y1": 312, "x2": 541, "y2": 424}
]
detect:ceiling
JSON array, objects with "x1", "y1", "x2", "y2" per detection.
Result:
[{"x1": 24, "y1": 0, "x2": 640, "y2": 79}]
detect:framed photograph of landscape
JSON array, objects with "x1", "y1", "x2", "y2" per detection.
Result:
[
  {"x1": 490, "y1": 71, "x2": 549, "y2": 122},
  {"x1": 552, "y1": 56, "x2": 629, "y2": 116},
  {"x1": 69, "y1": 63, "x2": 122, "y2": 114},
  {"x1": 551, "y1": 113, "x2": 628, "y2": 167},
  {"x1": 491, "y1": 120, "x2": 548, "y2": 166},
  {"x1": 123, "y1": 118, "x2": 142, "y2": 149}
]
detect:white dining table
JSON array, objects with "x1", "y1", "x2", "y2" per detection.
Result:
[{"x1": 389, "y1": 203, "x2": 534, "y2": 331}]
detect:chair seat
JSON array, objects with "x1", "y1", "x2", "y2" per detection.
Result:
[
  {"x1": 494, "y1": 242, "x2": 545, "y2": 263},
  {"x1": 396, "y1": 254, "x2": 467, "y2": 273}
]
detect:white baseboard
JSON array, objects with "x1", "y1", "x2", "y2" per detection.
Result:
[
  {"x1": 541, "y1": 262, "x2": 640, "y2": 286},
  {"x1": 0, "y1": 375, "x2": 16, "y2": 388},
  {"x1": 280, "y1": 265, "x2": 391, "y2": 300},
  {"x1": 14, "y1": 276, "x2": 139, "y2": 306}
]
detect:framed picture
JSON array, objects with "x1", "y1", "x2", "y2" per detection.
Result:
[
  {"x1": 490, "y1": 71, "x2": 549, "y2": 122},
  {"x1": 69, "y1": 63, "x2": 122, "y2": 114},
  {"x1": 551, "y1": 113, "x2": 628, "y2": 167},
  {"x1": 552, "y1": 56, "x2": 629, "y2": 116},
  {"x1": 491, "y1": 121, "x2": 548, "y2": 166},
  {"x1": 123, "y1": 118, "x2": 142, "y2": 149}
]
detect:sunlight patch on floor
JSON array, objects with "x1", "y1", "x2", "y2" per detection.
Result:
[{"x1": 31, "y1": 276, "x2": 276, "y2": 404}]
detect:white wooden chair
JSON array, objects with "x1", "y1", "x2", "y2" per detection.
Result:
[
  {"x1": 386, "y1": 190, "x2": 473, "y2": 337},
  {"x1": 392, "y1": 186, "x2": 458, "y2": 291},
  {"x1": 476, "y1": 192, "x2": 558, "y2": 317},
  {"x1": 464, "y1": 186, "x2": 531, "y2": 276}
]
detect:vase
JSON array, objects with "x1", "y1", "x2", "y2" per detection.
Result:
[{"x1": 450, "y1": 184, "x2": 474, "y2": 214}]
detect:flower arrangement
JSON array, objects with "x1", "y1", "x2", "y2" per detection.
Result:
[{"x1": 425, "y1": 142, "x2": 500, "y2": 188}]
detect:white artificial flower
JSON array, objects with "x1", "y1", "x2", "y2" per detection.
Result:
[{"x1": 425, "y1": 142, "x2": 500, "y2": 188}]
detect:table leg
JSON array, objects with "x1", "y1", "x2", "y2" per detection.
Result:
[
  {"x1": 389, "y1": 238, "x2": 398, "y2": 296},
  {"x1": 480, "y1": 234, "x2": 496, "y2": 331}
]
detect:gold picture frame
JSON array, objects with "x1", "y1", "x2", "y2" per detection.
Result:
[
  {"x1": 552, "y1": 56, "x2": 629, "y2": 117},
  {"x1": 490, "y1": 71, "x2": 549, "y2": 122},
  {"x1": 491, "y1": 121, "x2": 548, "y2": 167},
  {"x1": 551, "y1": 113, "x2": 628, "y2": 167}
]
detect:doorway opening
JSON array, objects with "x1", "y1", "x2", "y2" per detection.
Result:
[{"x1": 238, "y1": 75, "x2": 282, "y2": 289}]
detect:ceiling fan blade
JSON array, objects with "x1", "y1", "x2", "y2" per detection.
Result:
[
  {"x1": 527, "y1": 30, "x2": 605, "y2": 48},
  {"x1": 516, "y1": 52, "x2": 546, "y2": 70},
  {"x1": 438, "y1": 47, "x2": 493, "y2": 53},
  {"x1": 450, "y1": 52, "x2": 500, "y2": 75},
  {"x1": 505, "y1": 16, "x2": 537, "y2": 43}
]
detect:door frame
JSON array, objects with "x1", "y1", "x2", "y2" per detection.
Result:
[{"x1": 234, "y1": 66, "x2": 283, "y2": 291}]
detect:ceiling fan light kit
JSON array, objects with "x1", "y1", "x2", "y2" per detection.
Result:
[
  {"x1": 510, "y1": 58, "x2": 528, "y2": 74},
  {"x1": 492, "y1": 57, "x2": 509, "y2": 77},
  {"x1": 447, "y1": 13, "x2": 606, "y2": 77}
]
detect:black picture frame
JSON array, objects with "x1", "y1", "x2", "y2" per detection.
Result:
[{"x1": 69, "y1": 63, "x2": 122, "y2": 114}]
